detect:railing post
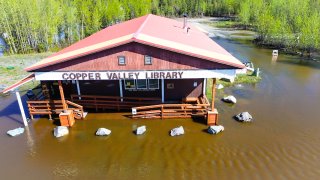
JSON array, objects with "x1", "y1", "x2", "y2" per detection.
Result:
[
  {"x1": 95, "y1": 97, "x2": 97, "y2": 112},
  {"x1": 161, "y1": 105, "x2": 164, "y2": 119}
]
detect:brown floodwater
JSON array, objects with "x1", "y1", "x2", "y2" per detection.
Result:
[{"x1": 1, "y1": 37, "x2": 320, "y2": 179}]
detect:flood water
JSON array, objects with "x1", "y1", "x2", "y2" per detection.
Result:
[{"x1": 1, "y1": 34, "x2": 320, "y2": 179}]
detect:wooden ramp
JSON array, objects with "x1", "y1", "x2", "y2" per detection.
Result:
[{"x1": 132, "y1": 96, "x2": 210, "y2": 119}]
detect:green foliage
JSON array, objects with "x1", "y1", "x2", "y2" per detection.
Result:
[
  {"x1": 0, "y1": 0, "x2": 319, "y2": 54},
  {"x1": 238, "y1": 0, "x2": 320, "y2": 53}
]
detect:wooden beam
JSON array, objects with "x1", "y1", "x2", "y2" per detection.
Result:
[
  {"x1": 58, "y1": 80, "x2": 68, "y2": 110},
  {"x1": 211, "y1": 78, "x2": 216, "y2": 110}
]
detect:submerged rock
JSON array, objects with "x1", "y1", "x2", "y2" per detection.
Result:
[
  {"x1": 235, "y1": 112, "x2": 253, "y2": 122},
  {"x1": 7, "y1": 127, "x2": 24, "y2": 137},
  {"x1": 170, "y1": 126, "x2": 184, "y2": 136},
  {"x1": 216, "y1": 84, "x2": 224, "y2": 89},
  {"x1": 207, "y1": 125, "x2": 224, "y2": 134},
  {"x1": 53, "y1": 126, "x2": 69, "y2": 138},
  {"x1": 136, "y1": 125, "x2": 146, "y2": 135},
  {"x1": 96, "y1": 128, "x2": 111, "y2": 136},
  {"x1": 222, "y1": 95, "x2": 237, "y2": 104}
]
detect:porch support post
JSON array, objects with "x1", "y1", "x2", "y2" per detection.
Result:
[
  {"x1": 119, "y1": 79, "x2": 123, "y2": 102},
  {"x1": 202, "y1": 78, "x2": 207, "y2": 96},
  {"x1": 161, "y1": 79, "x2": 165, "y2": 103},
  {"x1": 211, "y1": 78, "x2": 216, "y2": 110},
  {"x1": 58, "y1": 80, "x2": 67, "y2": 110},
  {"x1": 207, "y1": 78, "x2": 218, "y2": 125},
  {"x1": 76, "y1": 80, "x2": 81, "y2": 100},
  {"x1": 15, "y1": 91, "x2": 28, "y2": 126}
]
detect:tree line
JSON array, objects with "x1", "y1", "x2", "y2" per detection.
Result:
[
  {"x1": 238, "y1": 0, "x2": 320, "y2": 55},
  {"x1": 0, "y1": 0, "x2": 319, "y2": 55},
  {"x1": 0, "y1": 0, "x2": 240, "y2": 54}
]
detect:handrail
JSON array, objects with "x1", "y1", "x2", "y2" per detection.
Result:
[
  {"x1": 71, "y1": 94, "x2": 161, "y2": 101},
  {"x1": 70, "y1": 94, "x2": 162, "y2": 111},
  {"x1": 66, "y1": 100, "x2": 84, "y2": 118},
  {"x1": 132, "y1": 96, "x2": 210, "y2": 119},
  {"x1": 133, "y1": 103, "x2": 210, "y2": 110}
]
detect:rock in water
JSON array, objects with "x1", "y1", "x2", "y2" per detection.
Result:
[
  {"x1": 207, "y1": 125, "x2": 224, "y2": 134},
  {"x1": 216, "y1": 84, "x2": 224, "y2": 90},
  {"x1": 222, "y1": 95, "x2": 237, "y2": 104},
  {"x1": 7, "y1": 127, "x2": 24, "y2": 137},
  {"x1": 53, "y1": 126, "x2": 69, "y2": 138},
  {"x1": 235, "y1": 112, "x2": 253, "y2": 122},
  {"x1": 136, "y1": 125, "x2": 146, "y2": 135},
  {"x1": 96, "y1": 128, "x2": 111, "y2": 136},
  {"x1": 170, "y1": 126, "x2": 184, "y2": 136}
]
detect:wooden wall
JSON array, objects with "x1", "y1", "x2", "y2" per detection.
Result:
[
  {"x1": 37, "y1": 42, "x2": 235, "y2": 71},
  {"x1": 165, "y1": 79, "x2": 203, "y2": 101}
]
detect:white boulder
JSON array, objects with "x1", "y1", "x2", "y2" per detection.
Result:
[
  {"x1": 96, "y1": 128, "x2": 111, "y2": 136},
  {"x1": 222, "y1": 95, "x2": 237, "y2": 104},
  {"x1": 7, "y1": 127, "x2": 24, "y2": 137},
  {"x1": 207, "y1": 125, "x2": 224, "y2": 134},
  {"x1": 235, "y1": 112, "x2": 253, "y2": 122},
  {"x1": 170, "y1": 126, "x2": 184, "y2": 136},
  {"x1": 53, "y1": 126, "x2": 69, "y2": 138},
  {"x1": 136, "y1": 125, "x2": 146, "y2": 135}
]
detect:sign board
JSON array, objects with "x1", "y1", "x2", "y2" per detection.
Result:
[{"x1": 35, "y1": 70, "x2": 236, "y2": 81}]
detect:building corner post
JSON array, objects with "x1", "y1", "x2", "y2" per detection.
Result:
[
  {"x1": 211, "y1": 78, "x2": 216, "y2": 110},
  {"x1": 207, "y1": 78, "x2": 218, "y2": 125},
  {"x1": 15, "y1": 91, "x2": 28, "y2": 126}
]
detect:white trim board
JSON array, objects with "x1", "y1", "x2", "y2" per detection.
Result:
[{"x1": 35, "y1": 69, "x2": 236, "y2": 81}]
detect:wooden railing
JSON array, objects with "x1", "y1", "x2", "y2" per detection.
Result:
[
  {"x1": 70, "y1": 94, "x2": 162, "y2": 111},
  {"x1": 27, "y1": 100, "x2": 84, "y2": 120},
  {"x1": 132, "y1": 96, "x2": 210, "y2": 119}
]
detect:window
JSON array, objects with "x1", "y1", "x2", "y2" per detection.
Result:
[
  {"x1": 144, "y1": 55, "x2": 152, "y2": 65},
  {"x1": 124, "y1": 79, "x2": 160, "y2": 90},
  {"x1": 137, "y1": 79, "x2": 147, "y2": 89},
  {"x1": 148, "y1": 79, "x2": 159, "y2": 89},
  {"x1": 124, "y1": 79, "x2": 135, "y2": 89},
  {"x1": 118, "y1": 56, "x2": 126, "y2": 65}
]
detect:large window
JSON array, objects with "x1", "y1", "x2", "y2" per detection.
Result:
[
  {"x1": 137, "y1": 79, "x2": 147, "y2": 89},
  {"x1": 148, "y1": 79, "x2": 159, "y2": 89},
  {"x1": 118, "y1": 56, "x2": 126, "y2": 65},
  {"x1": 124, "y1": 79, "x2": 159, "y2": 90},
  {"x1": 124, "y1": 79, "x2": 135, "y2": 89}
]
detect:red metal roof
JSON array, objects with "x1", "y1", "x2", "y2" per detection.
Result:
[
  {"x1": 1, "y1": 73, "x2": 35, "y2": 93},
  {"x1": 26, "y1": 14, "x2": 244, "y2": 71}
]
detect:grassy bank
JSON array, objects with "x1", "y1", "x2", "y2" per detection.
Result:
[
  {"x1": 206, "y1": 72, "x2": 261, "y2": 100},
  {"x1": 0, "y1": 53, "x2": 52, "y2": 92}
]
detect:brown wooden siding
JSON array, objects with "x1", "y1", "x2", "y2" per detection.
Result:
[
  {"x1": 37, "y1": 42, "x2": 235, "y2": 71},
  {"x1": 165, "y1": 79, "x2": 203, "y2": 101}
]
